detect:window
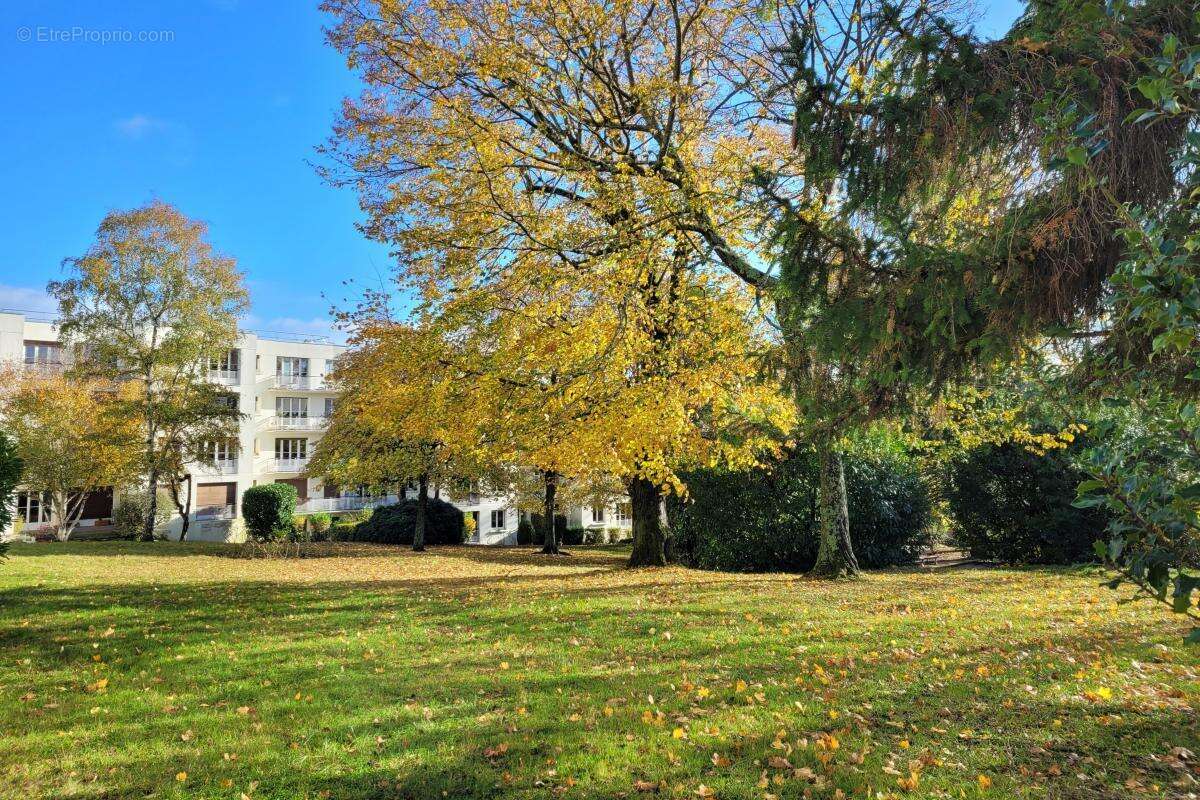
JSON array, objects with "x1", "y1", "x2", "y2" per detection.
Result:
[
  {"x1": 323, "y1": 398, "x2": 335, "y2": 417},
  {"x1": 207, "y1": 440, "x2": 235, "y2": 462},
  {"x1": 274, "y1": 438, "x2": 307, "y2": 460},
  {"x1": 490, "y1": 509, "x2": 506, "y2": 529},
  {"x1": 16, "y1": 491, "x2": 50, "y2": 524},
  {"x1": 276, "y1": 357, "x2": 309, "y2": 377},
  {"x1": 208, "y1": 348, "x2": 239, "y2": 372},
  {"x1": 591, "y1": 506, "x2": 605, "y2": 523},
  {"x1": 24, "y1": 341, "x2": 62, "y2": 364},
  {"x1": 276, "y1": 396, "x2": 308, "y2": 418},
  {"x1": 615, "y1": 502, "x2": 631, "y2": 523},
  {"x1": 216, "y1": 393, "x2": 238, "y2": 411}
]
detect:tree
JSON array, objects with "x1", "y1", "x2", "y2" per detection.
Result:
[
  {"x1": 0, "y1": 369, "x2": 140, "y2": 541},
  {"x1": 322, "y1": 0, "x2": 795, "y2": 566},
  {"x1": 0, "y1": 431, "x2": 21, "y2": 559},
  {"x1": 309, "y1": 316, "x2": 490, "y2": 552},
  {"x1": 50, "y1": 201, "x2": 249, "y2": 541},
  {"x1": 155, "y1": 382, "x2": 242, "y2": 541}
]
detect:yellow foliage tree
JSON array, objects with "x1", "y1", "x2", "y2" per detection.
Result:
[
  {"x1": 0, "y1": 369, "x2": 141, "y2": 541},
  {"x1": 322, "y1": 0, "x2": 796, "y2": 564}
]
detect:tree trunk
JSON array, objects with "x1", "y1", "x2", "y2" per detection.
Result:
[
  {"x1": 627, "y1": 476, "x2": 667, "y2": 567},
  {"x1": 142, "y1": 360, "x2": 158, "y2": 543},
  {"x1": 810, "y1": 443, "x2": 860, "y2": 578},
  {"x1": 142, "y1": 469, "x2": 159, "y2": 542},
  {"x1": 540, "y1": 470, "x2": 560, "y2": 554},
  {"x1": 168, "y1": 475, "x2": 191, "y2": 542},
  {"x1": 413, "y1": 473, "x2": 428, "y2": 552}
]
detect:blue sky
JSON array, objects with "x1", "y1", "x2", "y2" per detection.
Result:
[{"x1": 0, "y1": 1, "x2": 1026, "y2": 342}]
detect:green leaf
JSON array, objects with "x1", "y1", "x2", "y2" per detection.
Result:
[
  {"x1": 1065, "y1": 145, "x2": 1089, "y2": 166},
  {"x1": 1093, "y1": 539, "x2": 1109, "y2": 559}
]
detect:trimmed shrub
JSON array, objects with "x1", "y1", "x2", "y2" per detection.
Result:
[
  {"x1": 562, "y1": 526, "x2": 585, "y2": 546},
  {"x1": 945, "y1": 442, "x2": 1107, "y2": 564},
  {"x1": 528, "y1": 513, "x2": 568, "y2": 546},
  {"x1": 113, "y1": 492, "x2": 173, "y2": 540},
  {"x1": 516, "y1": 517, "x2": 535, "y2": 545},
  {"x1": 668, "y1": 452, "x2": 932, "y2": 573},
  {"x1": 347, "y1": 498, "x2": 466, "y2": 545},
  {"x1": 307, "y1": 512, "x2": 332, "y2": 541},
  {"x1": 242, "y1": 484, "x2": 297, "y2": 543},
  {"x1": 328, "y1": 521, "x2": 355, "y2": 541}
]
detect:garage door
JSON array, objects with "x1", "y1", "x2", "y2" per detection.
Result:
[{"x1": 196, "y1": 482, "x2": 236, "y2": 515}]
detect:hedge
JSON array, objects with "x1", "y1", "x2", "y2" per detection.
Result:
[
  {"x1": 945, "y1": 441, "x2": 1107, "y2": 564},
  {"x1": 668, "y1": 451, "x2": 932, "y2": 573},
  {"x1": 345, "y1": 498, "x2": 466, "y2": 545}
]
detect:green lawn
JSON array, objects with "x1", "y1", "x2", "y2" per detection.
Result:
[{"x1": 1, "y1": 543, "x2": 1198, "y2": 799}]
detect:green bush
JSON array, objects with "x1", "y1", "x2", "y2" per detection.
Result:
[
  {"x1": 347, "y1": 498, "x2": 466, "y2": 545},
  {"x1": 242, "y1": 484, "x2": 297, "y2": 543},
  {"x1": 668, "y1": 451, "x2": 932, "y2": 573},
  {"x1": 306, "y1": 512, "x2": 332, "y2": 541},
  {"x1": 562, "y1": 526, "x2": 585, "y2": 546},
  {"x1": 328, "y1": 522, "x2": 355, "y2": 541},
  {"x1": 528, "y1": 514, "x2": 567, "y2": 546},
  {"x1": 516, "y1": 517, "x2": 535, "y2": 545},
  {"x1": 113, "y1": 493, "x2": 173, "y2": 540},
  {"x1": 946, "y1": 442, "x2": 1107, "y2": 565},
  {"x1": 0, "y1": 432, "x2": 21, "y2": 535}
]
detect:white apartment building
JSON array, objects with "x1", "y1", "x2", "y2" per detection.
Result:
[{"x1": 0, "y1": 310, "x2": 541, "y2": 544}]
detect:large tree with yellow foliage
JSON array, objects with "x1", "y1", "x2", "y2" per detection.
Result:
[
  {"x1": 50, "y1": 201, "x2": 249, "y2": 541},
  {"x1": 322, "y1": 0, "x2": 799, "y2": 566}
]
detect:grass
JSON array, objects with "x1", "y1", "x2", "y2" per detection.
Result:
[{"x1": 1, "y1": 542, "x2": 1198, "y2": 799}]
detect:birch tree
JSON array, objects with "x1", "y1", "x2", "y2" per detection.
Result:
[{"x1": 50, "y1": 201, "x2": 249, "y2": 541}]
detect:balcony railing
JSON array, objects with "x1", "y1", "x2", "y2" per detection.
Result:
[
  {"x1": 262, "y1": 456, "x2": 309, "y2": 473},
  {"x1": 272, "y1": 374, "x2": 327, "y2": 390},
  {"x1": 23, "y1": 360, "x2": 65, "y2": 376},
  {"x1": 195, "y1": 504, "x2": 235, "y2": 520},
  {"x1": 195, "y1": 459, "x2": 238, "y2": 476},
  {"x1": 207, "y1": 369, "x2": 240, "y2": 386},
  {"x1": 263, "y1": 415, "x2": 328, "y2": 432},
  {"x1": 296, "y1": 495, "x2": 397, "y2": 514}
]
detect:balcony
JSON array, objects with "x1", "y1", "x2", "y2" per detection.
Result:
[
  {"x1": 272, "y1": 374, "x2": 328, "y2": 391},
  {"x1": 261, "y1": 456, "x2": 309, "y2": 473},
  {"x1": 296, "y1": 495, "x2": 397, "y2": 514},
  {"x1": 207, "y1": 369, "x2": 240, "y2": 386},
  {"x1": 195, "y1": 459, "x2": 238, "y2": 476},
  {"x1": 195, "y1": 504, "x2": 235, "y2": 520},
  {"x1": 262, "y1": 415, "x2": 328, "y2": 432}
]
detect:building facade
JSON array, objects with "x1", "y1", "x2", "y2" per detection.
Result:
[{"x1": 0, "y1": 310, "x2": 546, "y2": 544}]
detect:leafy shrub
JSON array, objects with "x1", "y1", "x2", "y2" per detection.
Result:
[
  {"x1": 668, "y1": 452, "x2": 932, "y2": 573},
  {"x1": 528, "y1": 514, "x2": 567, "y2": 546},
  {"x1": 347, "y1": 498, "x2": 466, "y2": 545},
  {"x1": 517, "y1": 517, "x2": 535, "y2": 545},
  {"x1": 113, "y1": 492, "x2": 173, "y2": 540},
  {"x1": 328, "y1": 522, "x2": 355, "y2": 541},
  {"x1": 463, "y1": 512, "x2": 477, "y2": 541},
  {"x1": 946, "y1": 442, "x2": 1107, "y2": 564},
  {"x1": 306, "y1": 512, "x2": 332, "y2": 541},
  {"x1": 0, "y1": 431, "x2": 21, "y2": 535},
  {"x1": 242, "y1": 484, "x2": 297, "y2": 543},
  {"x1": 562, "y1": 526, "x2": 585, "y2": 546}
]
